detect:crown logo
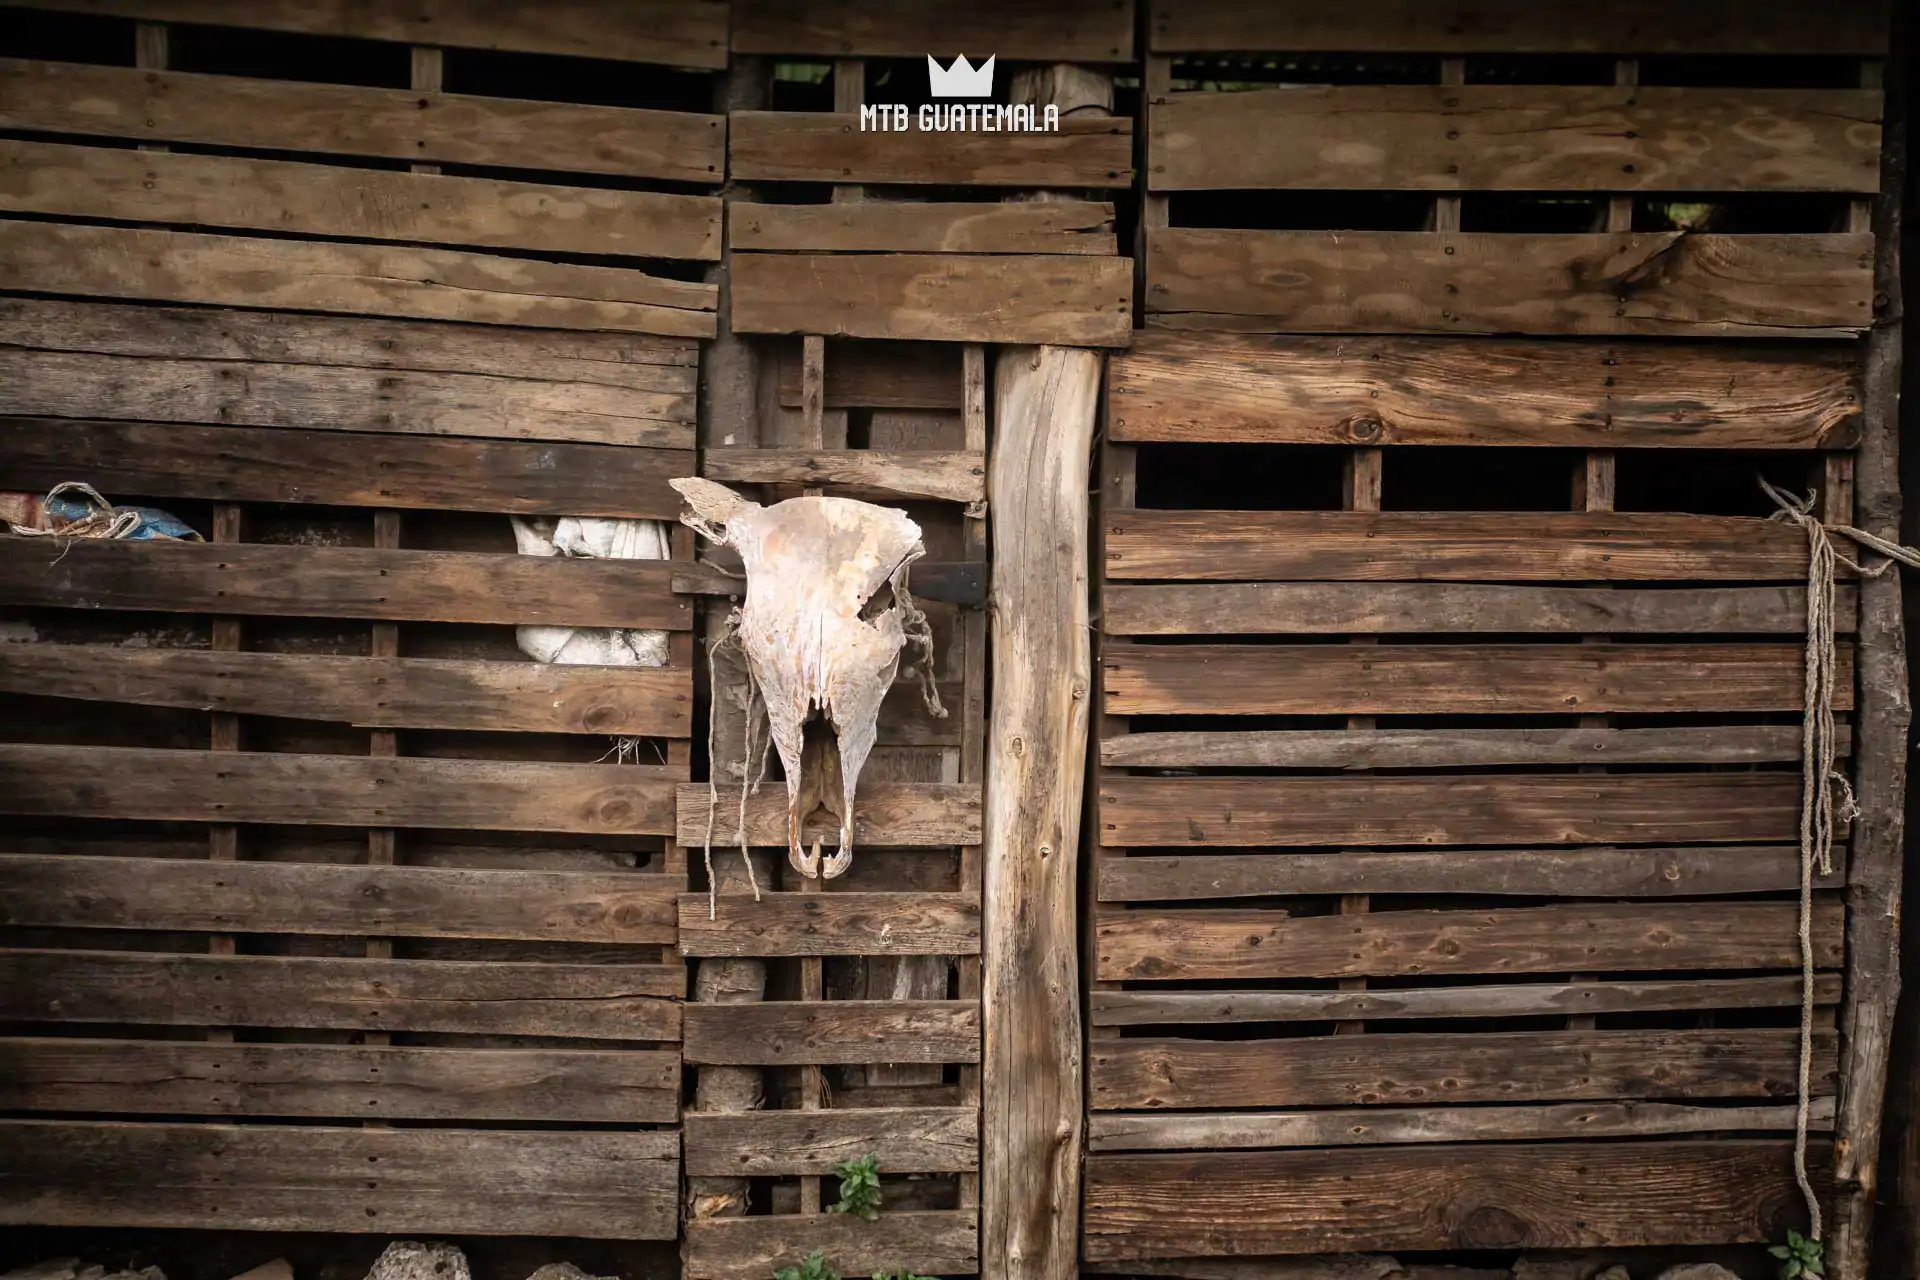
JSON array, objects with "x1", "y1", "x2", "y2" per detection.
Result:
[{"x1": 927, "y1": 54, "x2": 995, "y2": 98}]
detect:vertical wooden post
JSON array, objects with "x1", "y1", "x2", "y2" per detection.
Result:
[
  {"x1": 1335, "y1": 448, "x2": 1380, "y2": 1035},
  {"x1": 956, "y1": 344, "x2": 988, "y2": 1213}
]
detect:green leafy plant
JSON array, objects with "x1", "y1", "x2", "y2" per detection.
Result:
[
  {"x1": 1770, "y1": 1229, "x2": 1824, "y2": 1280},
  {"x1": 829, "y1": 1153, "x2": 883, "y2": 1222},
  {"x1": 774, "y1": 1251, "x2": 839, "y2": 1280}
]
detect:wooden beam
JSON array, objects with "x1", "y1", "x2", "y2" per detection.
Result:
[
  {"x1": 682, "y1": 999, "x2": 980, "y2": 1066},
  {"x1": 685, "y1": 1210, "x2": 979, "y2": 1280},
  {"x1": 674, "y1": 783, "x2": 981, "y2": 847},
  {"x1": 1101, "y1": 725, "x2": 1843, "y2": 770},
  {"x1": 731, "y1": 200, "x2": 1116, "y2": 255},
  {"x1": 684, "y1": 1106, "x2": 977, "y2": 1177},
  {"x1": 677, "y1": 892, "x2": 982, "y2": 956},
  {"x1": 729, "y1": 111, "x2": 1131, "y2": 187}
]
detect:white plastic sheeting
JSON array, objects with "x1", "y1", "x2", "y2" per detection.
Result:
[{"x1": 509, "y1": 515, "x2": 671, "y2": 667}]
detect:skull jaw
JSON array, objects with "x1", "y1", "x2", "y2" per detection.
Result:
[{"x1": 786, "y1": 716, "x2": 854, "y2": 881}]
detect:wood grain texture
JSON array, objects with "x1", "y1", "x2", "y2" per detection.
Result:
[
  {"x1": 685, "y1": 1210, "x2": 979, "y2": 1280},
  {"x1": 0, "y1": 647, "x2": 690, "y2": 736},
  {"x1": 1091, "y1": 1029, "x2": 1836, "y2": 1110},
  {"x1": 1106, "y1": 511, "x2": 1814, "y2": 582},
  {"x1": 703, "y1": 448, "x2": 986, "y2": 502},
  {"x1": 0, "y1": 138, "x2": 720, "y2": 260},
  {"x1": 0, "y1": 744, "x2": 679, "y2": 835},
  {"x1": 0, "y1": 854, "x2": 681, "y2": 943},
  {"x1": 1084, "y1": 1141, "x2": 1828, "y2": 1257},
  {"x1": 0, "y1": 221, "x2": 716, "y2": 337},
  {"x1": 778, "y1": 338, "x2": 963, "y2": 409},
  {"x1": 0, "y1": 56, "x2": 724, "y2": 180},
  {"x1": 0, "y1": 1037, "x2": 679, "y2": 1123},
  {"x1": 1107, "y1": 330, "x2": 1861, "y2": 448},
  {"x1": 733, "y1": 0, "x2": 1132, "y2": 59},
  {"x1": 678, "y1": 892, "x2": 982, "y2": 957},
  {"x1": 676, "y1": 783, "x2": 981, "y2": 847},
  {"x1": 685, "y1": 1106, "x2": 977, "y2": 1176},
  {"x1": 1101, "y1": 725, "x2": 1840, "y2": 770},
  {"x1": 729, "y1": 112, "x2": 1131, "y2": 187},
  {"x1": 1099, "y1": 773, "x2": 1807, "y2": 848},
  {"x1": 1151, "y1": 86, "x2": 1881, "y2": 193},
  {"x1": 732, "y1": 252, "x2": 1133, "y2": 346},
  {"x1": 683, "y1": 999, "x2": 980, "y2": 1065},
  {"x1": 0, "y1": 948, "x2": 683, "y2": 1039},
  {"x1": 1147, "y1": 229, "x2": 1874, "y2": 337},
  {"x1": 0, "y1": 539, "x2": 690, "y2": 629},
  {"x1": 1096, "y1": 900, "x2": 1844, "y2": 982},
  {"x1": 730, "y1": 200, "x2": 1115, "y2": 254},
  {"x1": 0, "y1": 1120, "x2": 679, "y2": 1236}
]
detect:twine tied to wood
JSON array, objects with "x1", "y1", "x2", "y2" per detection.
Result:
[
  {"x1": 7, "y1": 482, "x2": 171, "y2": 543},
  {"x1": 1761, "y1": 476, "x2": 1920, "y2": 1245}
]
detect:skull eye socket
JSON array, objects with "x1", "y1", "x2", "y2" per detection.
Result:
[{"x1": 858, "y1": 579, "x2": 897, "y2": 622}]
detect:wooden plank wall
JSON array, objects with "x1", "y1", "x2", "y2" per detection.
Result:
[
  {"x1": 1088, "y1": 0, "x2": 1889, "y2": 1265},
  {"x1": 0, "y1": 0, "x2": 723, "y2": 1238}
]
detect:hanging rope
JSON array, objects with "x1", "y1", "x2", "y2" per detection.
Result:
[{"x1": 1761, "y1": 477, "x2": 1920, "y2": 1245}]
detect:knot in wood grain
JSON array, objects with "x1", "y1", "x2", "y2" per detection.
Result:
[{"x1": 1344, "y1": 414, "x2": 1385, "y2": 443}]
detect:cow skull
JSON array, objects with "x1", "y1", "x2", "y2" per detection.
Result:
[{"x1": 673, "y1": 478, "x2": 944, "y2": 880}]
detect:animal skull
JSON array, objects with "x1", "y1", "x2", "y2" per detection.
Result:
[{"x1": 673, "y1": 478, "x2": 943, "y2": 880}]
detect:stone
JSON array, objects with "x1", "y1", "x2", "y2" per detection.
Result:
[
  {"x1": 524, "y1": 1265, "x2": 616, "y2": 1280},
  {"x1": 230, "y1": 1262, "x2": 294, "y2": 1280},
  {"x1": 1511, "y1": 1259, "x2": 1625, "y2": 1280},
  {"x1": 1, "y1": 1260, "x2": 80, "y2": 1280},
  {"x1": 364, "y1": 1244, "x2": 469, "y2": 1280},
  {"x1": 1653, "y1": 1267, "x2": 1743, "y2": 1280}
]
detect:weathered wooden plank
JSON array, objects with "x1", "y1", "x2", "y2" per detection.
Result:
[
  {"x1": 678, "y1": 892, "x2": 980, "y2": 957},
  {"x1": 0, "y1": 854, "x2": 681, "y2": 943},
  {"x1": 703, "y1": 448, "x2": 986, "y2": 502},
  {"x1": 0, "y1": 1120, "x2": 679, "y2": 1236},
  {"x1": 0, "y1": 647, "x2": 690, "y2": 736},
  {"x1": 731, "y1": 200, "x2": 1116, "y2": 255},
  {"x1": 684, "y1": 1106, "x2": 977, "y2": 1176},
  {"x1": 0, "y1": 221, "x2": 716, "y2": 338},
  {"x1": 1084, "y1": 1141, "x2": 1828, "y2": 1257},
  {"x1": 1091, "y1": 1029, "x2": 1836, "y2": 1110},
  {"x1": 1102, "y1": 725, "x2": 1844, "y2": 770},
  {"x1": 1091, "y1": 1099, "x2": 1836, "y2": 1151},
  {"x1": 0, "y1": 139, "x2": 720, "y2": 261},
  {"x1": 0, "y1": 1037, "x2": 679, "y2": 1123},
  {"x1": 686, "y1": 1210, "x2": 979, "y2": 1280},
  {"x1": 733, "y1": 0, "x2": 1132, "y2": 59},
  {"x1": 778, "y1": 339, "x2": 962, "y2": 409},
  {"x1": 1098, "y1": 846, "x2": 1833, "y2": 902},
  {"x1": 683, "y1": 1000, "x2": 979, "y2": 1065},
  {"x1": 1100, "y1": 773, "x2": 1807, "y2": 848},
  {"x1": 0, "y1": 539, "x2": 690, "y2": 629},
  {"x1": 0, "y1": 745, "x2": 679, "y2": 836},
  {"x1": 732, "y1": 252, "x2": 1133, "y2": 346},
  {"x1": 1107, "y1": 331, "x2": 1862, "y2": 448},
  {"x1": 1150, "y1": 0, "x2": 1891, "y2": 54},
  {"x1": 1096, "y1": 900, "x2": 1844, "y2": 982},
  {"x1": 0, "y1": 57, "x2": 724, "y2": 180},
  {"x1": 730, "y1": 112, "x2": 1131, "y2": 187},
  {"x1": 677, "y1": 783, "x2": 981, "y2": 848},
  {"x1": 1104, "y1": 643, "x2": 1839, "y2": 716},
  {"x1": 1090, "y1": 974, "x2": 1845, "y2": 1027},
  {"x1": 0, "y1": 949, "x2": 683, "y2": 1039},
  {"x1": 1146, "y1": 229, "x2": 1874, "y2": 338},
  {"x1": 1106, "y1": 511, "x2": 1815, "y2": 582},
  {"x1": 1151, "y1": 87, "x2": 1881, "y2": 193},
  {"x1": 0, "y1": 420, "x2": 693, "y2": 517}
]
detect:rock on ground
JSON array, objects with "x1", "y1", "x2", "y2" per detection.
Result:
[
  {"x1": 364, "y1": 1244, "x2": 469, "y2": 1280},
  {"x1": 1653, "y1": 1267, "x2": 1743, "y2": 1280},
  {"x1": 523, "y1": 1266, "x2": 617, "y2": 1280}
]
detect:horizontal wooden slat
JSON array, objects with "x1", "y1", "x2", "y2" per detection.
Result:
[
  {"x1": 0, "y1": 745, "x2": 679, "y2": 835},
  {"x1": 1146, "y1": 229, "x2": 1873, "y2": 338},
  {"x1": 0, "y1": 854, "x2": 681, "y2": 942},
  {"x1": 1090, "y1": 974, "x2": 1844, "y2": 1027},
  {"x1": 1091, "y1": 1099, "x2": 1835, "y2": 1152},
  {"x1": 731, "y1": 199, "x2": 1116, "y2": 255},
  {"x1": 0, "y1": 1037, "x2": 679, "y2": 1123},
  {"x1": 686, "y1": 1210, "x2": 979, "y2": 1280},
  {"x1": 0, "y1": 221, "x2": 716, "y2": 338},
  {"x1": 732, "y1": 251, "x2": 1133, "y2": 346},
  {"x1": 1106, "y1": 511, "x2": 1815, "y2": 582},
  {"x1": 0, "y1": 57, "x2": 724, "y2": 180},
  {"x1": 0, "y1": 949, "x2": 683, "y2": 1039},
  {"x1": 1151, "y1": 87, "x2": 1880, "y2": 193},
  {"x1": 674, "y1": 559, "x2": 988, "y2": 610},
  {"x1": 0, "y1": 539, "x2": 690, "y2": 629},
  {"x1": 684, "y1": 1106, "x2": 976, "y2": 1176},
  {"x1": 0, "y1": 1120, "x2": 678, "y2": 1237},
  {"x1": 677, "y1": 783, "x2": 981, "y2": 847},
  {"x1": 679, "y1": 892, "x2": 980, "y2": 956},
  {"x1": 1100, "y1": 773, "x2": 1806, "y2": 848},
  {"x1": 0, "y1": 139, "x2": 720, "y2": 261},
  {"x1": 703, "y1": 448, "x2": 986, "y2": 502},
  {"x1": 1102, "y1": 725, "x2": 1843, "y2": 770},
  {"x1": 1091, "y1": 1029, "x2": 1835, "y2": 1110},
  {"x1": 683, "y1": 999, "x2": 978, "y2": 1065},
  {"x1": 1104, "y1": 642, "x2": 1837, "y2": 716},
  {"x1": 1085, "y1": 1141, "x2": 1826, "y2": 1258},
  {"x1": 1108, "y1": 331, "x2": 1861, "y2": 448},
  {"x1": 1150, "y1": 0, "x2": 1891, "y2": 54},
  {"x1": 1098, "y1": 846, "x2": 1832, "y2": 902},
  {"x1": 1096, "y1": 900, "x2": 1843, "y2": 982},
  {"x1": 730, "y1": 111, "x2": 1131, "y2": 187},
  {"x1": 733, "y1": 0, "x2": 1132, "y2": 59},
  {"x1": 778, "y1": 338, "x2": 961, "y2": 409}
]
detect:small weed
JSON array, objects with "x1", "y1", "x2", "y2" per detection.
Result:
[
  {"x1": 830, "y1": 1153, "x2": 883, "y2": 1222},
  {"x1": 1770, "y1": 1229, "x2": 1824, "y2": 1280},
  {"x1": 774, "y1": 1251, "x2": 839, "y2": 1280}
]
